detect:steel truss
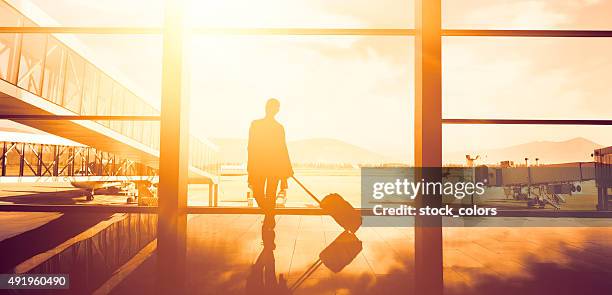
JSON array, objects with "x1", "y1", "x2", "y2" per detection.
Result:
[{"x1": 0, "y1": 141, "x2": 157, "y2": 178}]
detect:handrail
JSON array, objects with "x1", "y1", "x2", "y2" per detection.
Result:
[{"x1": 0, "y1": 204, "x2": 611, "y2": 218}]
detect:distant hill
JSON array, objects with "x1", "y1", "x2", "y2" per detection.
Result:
[
  {"x1": 211, "y1": 138, "x2": 390, "y2": 164},
  {"x1": 446, "y1": 137, "x2": 603, "y2": 165}
]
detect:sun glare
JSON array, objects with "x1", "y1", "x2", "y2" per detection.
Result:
[{"x1": 185, "y1": 0, "x2": 361, "y2": 28}]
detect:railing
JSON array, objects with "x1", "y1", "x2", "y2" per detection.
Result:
[{"x1": 0, "y1": 1, "x2": 218, "y2": 176}]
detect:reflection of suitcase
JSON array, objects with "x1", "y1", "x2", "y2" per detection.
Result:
[
  {"x1": 292, "y1": 176, "x2": 362, "y2": 233},
  {"x1": 319, "y1": 231, "x2": 363, "y2": 272},
  {"x1": 289, "y1": 231, "x2": 363, "y2": 292}
]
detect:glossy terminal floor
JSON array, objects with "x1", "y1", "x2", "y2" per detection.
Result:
[{"x1": 105, "y1": 214, "x2": 612, "y2": 295}]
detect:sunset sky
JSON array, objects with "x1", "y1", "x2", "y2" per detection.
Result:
[{"x1": 13, "y1": 0, "x2": 612, "y2": 163}]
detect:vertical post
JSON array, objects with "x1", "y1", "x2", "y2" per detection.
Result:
[
  {"x1": 1, "y1": 142, "x2": 6, "y2": 176},
  {"x1": 37, "y1": 144, "x2": 43, "y2": 176},
  {"x1": 213, "y1": 183, "x2": 218, "y2": 207},
  {"x1": 19, "y1": 143, "x2": 25, "y2": 176},
  {"x1": 69, "y1": 147, "x2": 75, "y2": 176},
  {"x1": 99, "y1": 152, "x2": 104, "y2": 175},
  {"x1": 53, "y1": 145, "x2": 59, "y2": 176},
  {"x1": 414, "y1": 0, "x2": 443, "y2": 295},
  {"x1": 208, "y1": 183, "x2": 213, "y2": 207},
  {"x1": 597, "y1": 187, "x2": 608, "y2": 211},
  {"x1": 86, "y1": 148, "x2": 90, "y2": 176},
  {"x1": 157, "y1": 0, "x2": 189, "y2": 293},
  {"x1": 112, "y1": 155, "x2": 117, "y2": 176},
  {"x1": 604, "y1": 186, "x2": 607, "y2": 211},
  {"x1": 603, "y1": 186, "x2": 607, "y2": 211}
]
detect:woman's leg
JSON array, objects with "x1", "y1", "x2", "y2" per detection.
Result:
[{"x1": 264, "y1": 177, "x2": 281, "y2": 210}]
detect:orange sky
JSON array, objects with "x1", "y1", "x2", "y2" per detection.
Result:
[{"x1": 15, "y1": 0, "x2": 612, "y2": 163}]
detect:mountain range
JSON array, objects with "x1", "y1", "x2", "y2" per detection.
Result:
[
  {"x1": 213, "y1": 137, "x2": 604, "y2": 165},
  {"x1": 210, "y1": 138, "x2": 391, "y2": 164},
  {"x1": 0, "y1": 120, "x2": 604, "y2": 165},
  {"x1": 445, "y1": 137, "x2": 603, "y2": 165}
]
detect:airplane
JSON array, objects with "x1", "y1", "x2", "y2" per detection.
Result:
[{"x1": 70, "y1": 180, "x2": 135, "y2": 201}]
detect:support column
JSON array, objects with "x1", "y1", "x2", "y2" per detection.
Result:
[
  {"x1": 1, "y1": 142, "x2": 6, "y2": 176},
  {"x1": 414, "y1": 0, "x2": 443, "y2": 294},
  {"x1": 157, "y1": 0, "x2": 189, "y2": 293},
  {"x1": 213, "y1": 183, "x2": 218, "y2": 207},
  {"x1": 208, "y1": 183, "x2": 213, "y2": 207},
  {"x1": 19, "y1": 143, "x2": 25, "y2": 176},
  {"x1": 37, "y1": 145, "x2": 43, "y2": 176},
  {"x1": 53, "y1": 145, "x2": 59, "y2": 176}
]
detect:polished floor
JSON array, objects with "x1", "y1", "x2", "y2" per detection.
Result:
[{"x1": 107, "y1": 214, "x2": 612, "y2": 295}]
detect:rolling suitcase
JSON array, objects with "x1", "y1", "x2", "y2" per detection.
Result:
[{"x1": 292, "y1": 176, "x2": 362, "y2": 233}]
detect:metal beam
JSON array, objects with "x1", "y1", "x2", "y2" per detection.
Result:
[
  {"x1": 0, "y1": 26, "x2": 415, "y2": 36},
  {"x1": 414, "y1": 1, "x2": 443, "y2": 294},
  {"x1": 443, "y1": 119, "x2": 612, "y2": 125},
  {"x1": 191, "y1": 28, "x2": 415, "y2": 36},
  {"x1": 4, "y1": 26, "x2": 612, "y2": 37},
  {"x1": 157, "y1": 0, "x2": 188, "y2": 293},
  {"x1": 0, "y1": 115, "x2": 160, "y2": 121},
  {"x1": 4, "y1": 204, "x2": 612, "y2": 217},
  {"x1": 1, "y1": 142, "x2": 6, "y2": 176},
  {"x1": 443, "y1": 29, "x2": 612, "y2": 37},
  {"x1": 0, "y1": 27, "x2": 161, "y2": 34}
]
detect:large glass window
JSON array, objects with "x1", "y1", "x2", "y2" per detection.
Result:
[
  {"x1": 110, "y1": 83, "x2": 125, "y2": 133},
  {"x1": 0, "y1": 3, "x2": 21, "y2": 83},
  {"x1": 17, "y1": 32, "x2": 46, "y2": 96},
  {"x1": 151, "y1": 122, "x2": 160, "y2": 150},
  {"x1": 189, "y1": 35, "x2": 414, "y2": 207},
  {"x1": 442, "y1": 37, "x2": 612, "y2": 120},
  {"x1": 0, "y1": 34, "x2": 18, "y2": 83},
  {"x1": 443, "y1": 0, "x2": 612, "y2": 30},
  {"x1": 121, "y1": 92, "x2": 136, "y2": 138},
  {"x1": 62, "y1": 50, "x2": 86, "y2": 113},
  {"x1": 42, "y1": 38, "x2": 67, "y2": 105},
  {"x1": 96, "y1": 74, "x2": 113, "y2": 128},
  {"x1": 141, "y1": 105, "x2": 157, "y2": 148},
  {"x1": 443, "y1": 124, "x2": 610, "y2": 211},
  {"x1": 81, "y1": 63, "x2": 100, "y2": 115},
  {"x1": 185, "y1": 0, "x2": 413, "y2": 28},
  {"x1": 25, "y1": 0, "x2": 164, "y2": 27}
]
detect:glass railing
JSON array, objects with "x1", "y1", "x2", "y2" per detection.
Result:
[{"x1": 0, "y1": 1, "x2": 218, "y2": 177}]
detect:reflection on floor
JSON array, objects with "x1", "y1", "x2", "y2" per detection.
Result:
[
  {"x1": 0, "y1": 183, "x2": 134, "y2": 206},
  {"x1": 110, "y1": 215, "x2": 612, "y2": 295},
  {"x1": 0, "y1": 212, "x2": 114, "y2": 273}
]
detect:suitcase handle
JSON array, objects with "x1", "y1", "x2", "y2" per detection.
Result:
[{"x1": 291, "y1": 176, "x2": 322, "y2": 205}]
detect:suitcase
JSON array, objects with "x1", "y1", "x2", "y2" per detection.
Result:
[{"x1": 292, "y1": 176, "x2": 362, "y2": 233}]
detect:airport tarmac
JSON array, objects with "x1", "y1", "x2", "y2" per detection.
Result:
[{"x1": 0, "y1": 182, "x2": 133, "y2": 206}]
